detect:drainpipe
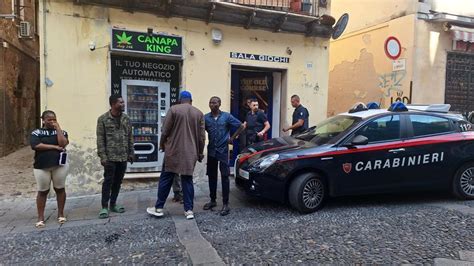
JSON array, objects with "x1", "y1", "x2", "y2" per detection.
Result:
[
  {"x1": 42, "y1": 0, "x2": 48, "y2": 109},
  {"x1": 1, "y1": 41, "x2": 5, "y2": 157}
]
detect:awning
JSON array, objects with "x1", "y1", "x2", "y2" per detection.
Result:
[{"x1": 451, "y1": 26, "x2": 474, "y2": 43}]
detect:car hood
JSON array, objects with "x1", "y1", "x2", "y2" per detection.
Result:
[{"x1": 239, "y1": 136, "x2": 317, "y2": 164}]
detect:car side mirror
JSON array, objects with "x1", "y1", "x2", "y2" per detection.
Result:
[{"x1": 351, "y1": 135, "x2": 369, "y2": 145}]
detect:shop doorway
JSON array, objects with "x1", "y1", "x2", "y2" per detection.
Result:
[{"x1": 230, "y1": 66, "x2": 285, "y2": 165}]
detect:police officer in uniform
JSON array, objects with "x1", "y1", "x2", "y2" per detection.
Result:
[{"x1": 283, "y1": 95, "x2": 309, "y2": 136}]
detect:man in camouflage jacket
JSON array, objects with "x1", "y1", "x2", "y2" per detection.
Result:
[{"x1": 96, "y1": 94, "x2": 134, "y2": 219}]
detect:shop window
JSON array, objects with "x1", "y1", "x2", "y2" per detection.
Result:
[{"x1": 454, "y1": 41, "x2": 474, "y2": 53}]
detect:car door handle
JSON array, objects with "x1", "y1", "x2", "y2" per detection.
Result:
[{"x1": 388, "y1": 148, "x2": 405, "y2": 153}]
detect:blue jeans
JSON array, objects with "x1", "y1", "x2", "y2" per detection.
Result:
[{"x1": 155, "y1": 170, "x2": 194, "y2": 211}]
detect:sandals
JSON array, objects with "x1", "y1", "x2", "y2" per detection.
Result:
[
  {"x1": 35, "y1": 216, "x2": 67, "y2": 228},
  {"x1": 109, "y1": 205, "x2": 125, "y2": 213},
  {"x1": 58, "y1": 217, "x2": 67, "y2": 224},
  {"x1": 98, "y1": 208, "x2": 109, "y2": 219},
  {"x1": 99, "y1": 205, "x2": 124, "y2": 218},
  {"x1": 35, "y1": 221, "x2": 45, "y2": 228}
]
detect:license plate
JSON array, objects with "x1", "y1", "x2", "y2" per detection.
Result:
[
  {"x1": 234, "y1": 156, "x2": 239, "y2": 177},
  {"x1": 239, "y1": 169, "x2": 249, "y2": 180}
]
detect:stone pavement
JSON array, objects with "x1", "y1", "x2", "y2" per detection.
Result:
[
  {"x1": 2, "y1": 179, "x2": 474, "y2": 264},
  {"x1": 434, "y1": 251, "x2": 474, "y2": 265},
  {"x1": 0, "y1": 179, "x2": 250, "y2": 264}
]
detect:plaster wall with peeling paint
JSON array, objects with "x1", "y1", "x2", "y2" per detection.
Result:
[
  {"x1": 38, "y1": 1, "x2": 330, "y2": 194},
  {"x1": 329, "y1": 0, "x2": 473, "y2": 116},
  {"x1": 328, "y1": 14, "x2": 415, "y2": 116}
]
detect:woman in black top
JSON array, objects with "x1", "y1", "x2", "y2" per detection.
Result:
[{"x1": 30, "y1": 110, "x2": 69, "y2": 228}]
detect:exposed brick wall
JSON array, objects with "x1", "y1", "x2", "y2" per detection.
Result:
[{"x1": 0, "y1": 0, "x2": 39, "y2": 157}]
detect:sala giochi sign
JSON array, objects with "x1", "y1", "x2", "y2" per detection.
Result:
[{"x1": 111, "y1": 29, "x2": 183, "y2": 57}]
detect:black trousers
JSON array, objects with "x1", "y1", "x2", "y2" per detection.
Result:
[
  {"x1": 246, "y1": 133, "x2": 263, "y2": 147},
  {"x1": 101, "y1": 161, "x2": 127, "y2": 208},
  {"x1": 206, "y1": 155, "x2": 230, "y2": 204}
]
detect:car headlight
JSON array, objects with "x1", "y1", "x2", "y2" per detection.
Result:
[{"x1": 249, "y1": 154, "x2": 279, "y2": 172}]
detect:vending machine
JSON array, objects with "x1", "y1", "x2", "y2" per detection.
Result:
[{"x1": 121, "y1": 80, "x2": 170, "y2": 172}]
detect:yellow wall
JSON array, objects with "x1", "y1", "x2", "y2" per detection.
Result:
[
  {"x1": 329, "y1": 0, "x2": 470, "y2": 115},
  {"x1": 39, "y1": 1, "x2": 330, "y2": 193},
  {"x1": 331, "y1": 0, "x2": 417, "y2": 33},
  {"x1": 412, "y1": 20, "x2": 452, "y2": 104},
  {"x1": 411, "y1": 0, "x2": 474, "y2": 104},
  {"x1": 328, "y1": 14, "x2": 415, "y2": 116},
  {"x1": 431, "y1": 0, "x2": 474, "y2": 17}
]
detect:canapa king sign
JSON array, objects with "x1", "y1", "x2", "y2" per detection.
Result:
[{"x1": 111, "y1": 29, "x2": 183, "y2": 57}]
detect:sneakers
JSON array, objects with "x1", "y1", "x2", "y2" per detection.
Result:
[
  {"x1": 147, "y1": 207, "x2": 193, "y2": 220},
  {"x1": 184, "y1": 210, "x2": 194, "y2": 220},
  {"x1": 146, "y1": 207, "x2": 164, "y2": 217}
]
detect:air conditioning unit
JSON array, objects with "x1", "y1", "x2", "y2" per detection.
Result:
[{"x1": 19, "y1": 21, "x2": 31, "y2": 38}]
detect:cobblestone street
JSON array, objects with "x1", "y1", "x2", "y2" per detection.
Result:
[
  {"x1": 2, "y1": 0, "x2": 474, "y2": 265},
  {"x1": 1, "y1": 179, "x2": 474, "y2": 264}
]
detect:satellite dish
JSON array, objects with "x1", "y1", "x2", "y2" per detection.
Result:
[{"x1": 332, "y1": 13, "x2": 349, "y2": 40}]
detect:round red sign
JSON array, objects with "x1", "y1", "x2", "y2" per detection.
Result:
[{"x1": 384, "y1": 36, "x2": 402, "y2": 60}]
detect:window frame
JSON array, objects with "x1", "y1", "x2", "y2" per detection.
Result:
[
  {"x1": 340, "y1": 114, "x2": 404, "y2": 145},
  {"x1": 405, "y1": 113, "x2": 456, "y2": 139}
]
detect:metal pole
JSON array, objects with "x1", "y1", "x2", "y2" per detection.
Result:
[
  {"x1": 42, "y1": 0, "x2": 47, "y2": 109},
  {"x1": 1, "y1": 44, "x2": 5, "y2": 157}
]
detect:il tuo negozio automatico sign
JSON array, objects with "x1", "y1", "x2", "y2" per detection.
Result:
[{"x1": 111, "y1": 29, "x2": 183, "y2": 57}]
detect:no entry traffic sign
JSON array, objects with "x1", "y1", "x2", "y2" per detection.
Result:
[{"x1": 384, "y1": 36, "x2": 402, "y2": 60}]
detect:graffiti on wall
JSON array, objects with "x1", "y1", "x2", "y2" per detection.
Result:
[{"x1": 378, "y1": 70, "x2": 411, "y2": 104}]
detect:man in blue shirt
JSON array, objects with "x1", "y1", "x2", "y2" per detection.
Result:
[
  {"x1": 282, "y1": 95, "x2": 309, "y2": 136},
  {"x1": 204, "y1": 96, "x2": 244, "y2": 216}
]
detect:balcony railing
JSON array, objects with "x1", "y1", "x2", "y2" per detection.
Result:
[
  {"x1": 226, "y1": 0, "x2": 319, "y2": 16},
  {"x1": 228, "y1": 0, "x2": 290, "y2": 9},
  {"x1": 74, "y1": 0, "x2": 334, "y2": 37}
]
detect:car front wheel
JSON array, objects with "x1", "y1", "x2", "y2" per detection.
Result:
[
  {"x1": 289, "y1": 173, "x2": 326, "y2": 213},
  {"x1": 452, "y1": 162, "x2": 474, "y2": 200}
]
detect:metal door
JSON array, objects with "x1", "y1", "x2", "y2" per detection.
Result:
[{"x1": 445, "y1": 52, "x2": 474, "y2": 115}]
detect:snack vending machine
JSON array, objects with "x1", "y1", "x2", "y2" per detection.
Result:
[{"x1": 121, "y1": 80, "x2": 170, "y2": 172}]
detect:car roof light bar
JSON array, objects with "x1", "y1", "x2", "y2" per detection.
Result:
[
  {"x1": 388, "y1": 102, "x2": 408, "y2": 112},
  {"x1": 406, "y1": 104, "x2": 451, "y2": 113},
  {"x1": 348, "y1": 102, "x2": 368, "y2": 113},
  {"x1": 367, "y1": 102, "x2": 380, "y2": 109}
]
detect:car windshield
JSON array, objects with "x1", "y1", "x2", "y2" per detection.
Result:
[{"x1": 294, "y1": 115, "x2": 361, "y2": 145}]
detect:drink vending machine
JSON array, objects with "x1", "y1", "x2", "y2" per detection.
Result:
[{"x1": 121, "y1": 80, "x2": 170, "y2": 172}]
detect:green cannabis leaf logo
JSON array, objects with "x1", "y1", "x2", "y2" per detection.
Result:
[{"x1": 116, "y1": 32, "x2": 132, "y2": 45}]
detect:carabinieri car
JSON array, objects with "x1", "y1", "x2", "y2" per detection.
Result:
[{"x1": 235, "y1": 102, "x2": 474, "y2": 213}]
